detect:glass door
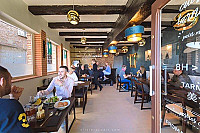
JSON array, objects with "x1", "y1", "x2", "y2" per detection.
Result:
[{"x1": 159, "y1": 0, "x2": 200, "y2": 133}]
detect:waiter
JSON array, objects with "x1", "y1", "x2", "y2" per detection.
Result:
[{"x1": 92, "y1": 59, "x2": 103, "y2": 91}]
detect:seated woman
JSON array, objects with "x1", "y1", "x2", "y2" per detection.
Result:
[
  {"x1": 119, "y1": 65, "x2": 131, "y2": 90},
  {"x1": 137, "y1": 66, "x2": 149, "y2": 94},
  {"x1": 67, "y1": 68, "x2": 78, "y2": 81},
  {"x1": 137, "y1": 66, "x2": 146, "y2": 79}
]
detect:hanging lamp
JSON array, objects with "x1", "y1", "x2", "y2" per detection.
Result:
[
  {"x1": 138, "y1": 38, "x2": 146, "y2": 46},
  {"x1": 103, "y1": 49, "x2": 109, "y2": 57},
  {"x1": 81, "y1": 29, "x2": 86, "y2": 44},
  {"x1": 108, "y1": 45, "x2": 117, "y2": 54},
  {"x1": 122, "y1": 46, "x2": 128, "y2": 53},
  {"x1": 125, "y1": 25, "x2": 144, "y2": 42},
  {"x1": 67, "y1": 0, "x2": 80, "y2": 25}
]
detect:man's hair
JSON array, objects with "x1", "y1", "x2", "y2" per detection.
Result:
[
  {"x1": 92, "y1": 59, "x2": 96, "y2": 63},
  {"x1": 122, "y1": 65, "x2": 126, "y2": 68},
  {"x1": 0, "y1": 66, "x2": 10, "y2": 83},
  {"x1": 59, "y1": 66, "x2": 68, "y2": 72}
]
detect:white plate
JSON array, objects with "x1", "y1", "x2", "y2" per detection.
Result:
[
  {"x1": 54, "y1": 100, "x2": 70, "y2": 110},
  {"x1": 74, "y1": 81, "x2": 85, "y2": 84},
  {"x1": 43, "y1": 96, "x2": 62, "y2": 104}
]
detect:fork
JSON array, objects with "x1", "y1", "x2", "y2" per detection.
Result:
[{"x1": 40, "y1": 111, "x2": 54, "y2": 127}]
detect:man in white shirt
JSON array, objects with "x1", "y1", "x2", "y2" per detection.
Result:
[
  {"x1": 67, "y1": 68, "x2": 78, "y2": 81},
  {"x1": 38, "y1": 66, "x2": 74, "y2": 98}
]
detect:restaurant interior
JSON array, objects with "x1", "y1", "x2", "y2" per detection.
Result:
[{"x1": 0, "y1": 0, "x2": 200, "y2": 133}]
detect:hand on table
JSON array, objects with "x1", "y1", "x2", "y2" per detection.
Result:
[{"x1": 10, "y1": 86, "x2": 24, "y2": 100}]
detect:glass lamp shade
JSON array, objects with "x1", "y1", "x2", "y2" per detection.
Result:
[
  {"x1": 108, "y1": 46, "x2": 117, "y2": 54},
  {"x1": 122, "y1": 46, "x2": 128, "y2": 53},
  {"x1": 103, "y1": 52, "x2": 109, "y2": 57},
  {"x1": 67, "y1": 10, "x2": 80, "y2": 25},
  {"x1": 81, "y1": 37, "x2": 86, "y2": 44}
]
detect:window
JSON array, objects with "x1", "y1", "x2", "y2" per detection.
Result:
[
  {"x1": 63, "y1": 50, "x2": 67, "y2": 66},
  {"x1": 47, "y1": 41, "x2": 57, "y2": 72},
  {"x1": 0, "y1": 19, "x2": 33, "y2": 77}
]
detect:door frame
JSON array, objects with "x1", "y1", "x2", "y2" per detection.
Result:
[{"x1": 151, "y1": 0, "x2": 171, "y2": 132}]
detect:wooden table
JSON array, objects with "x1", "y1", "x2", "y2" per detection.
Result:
[
  {"x1": 30, "y1": 97, "x2": 76, "y2": 133},
  {"x1": 74, "y1": 81, "x2": 90, "y2": 88}
]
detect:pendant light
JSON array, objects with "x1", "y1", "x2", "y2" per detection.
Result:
[
  {"x1": 122, "y1": 46, "x2": 128, "y2": 53},
  {"x1": 81, "y1": 29, "x2": 86, "y2": 44},
  {"x1": 108, "y1": 41, "x2": 117, "y2": 54},
  {"x1": 103, "y1": 49, "x2": 109, "y2": 57},
  {"x1": 67, "y1": 0, "x2": 80, "y2": 25},
  {"x1": 138, "y1": 38, "x2": 146, "y2": 46},
  {"x1": 125, "y1": 25, "x2": 144, "y2": 42}
]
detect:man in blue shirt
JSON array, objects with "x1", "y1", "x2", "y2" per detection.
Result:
[
  {"x1": 0, "y1": 66, "x2": 31, "y2": 133},
  {"x1": 119, "y1": 65, "x2": 131, "y2": 90}
]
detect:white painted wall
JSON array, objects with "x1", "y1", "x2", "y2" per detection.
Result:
[{"x1": 0, "y1": 0, "x2": 70, "y2": 50}]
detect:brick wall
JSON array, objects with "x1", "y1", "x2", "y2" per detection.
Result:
[
  {"x1": 96, "y1": 54, "x2": 114, "y2": 67},
  {"x1": 34, "y1": 30, "x2": 47, "y2": 76},
  {"x1": 0, "y1": 19, "x2": 27, "y2": 49}
]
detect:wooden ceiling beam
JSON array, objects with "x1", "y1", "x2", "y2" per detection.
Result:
[
  {"x1": 65, "y1": 38, "x2": 106, "y2": 42},
  {"x1": 28, "y1": 5, "x2": 126, "y2": 15},
  {"x1": 59, "y1": 32, "x2": 108, "y2": 36},
  {"x1": 49, "y1": 22, "x2": 115, "y2": 29}
]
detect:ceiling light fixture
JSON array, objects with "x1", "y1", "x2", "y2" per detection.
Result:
[
  {"x1": 138, "y1": 38, "x2": 146, "y2": 46},
  {"x1": 125, "y1": 25, "x2": 144, "y2": 42},
  {"x1": 81, "y1": 29, "x2": 86, "y2": 44},
  {"x1": 122, "y1": 46, "x2": 128, "y2": 53},
  {"x1": 67, "y1": 0, "x2": 80, "y2": 25}
]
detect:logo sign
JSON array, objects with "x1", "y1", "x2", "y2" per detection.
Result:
[{"x1": 173, "y1": 9, "x2": 199, "y2": 31}]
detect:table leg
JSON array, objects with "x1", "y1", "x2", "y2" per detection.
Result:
[{"x1": 65, "y1": 114, "x2": 69, "y2": 133}]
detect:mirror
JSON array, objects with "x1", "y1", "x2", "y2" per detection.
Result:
[{"x1": 130, "y1": 53, "x2": 137, "y2": 68}]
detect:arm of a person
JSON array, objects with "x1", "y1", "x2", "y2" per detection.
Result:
[
  {"x1": 44, "y1": 78, "x2": 56, "y2": 95},
  {"x1": 62, "y1": 79, "x2": 74, "y2": 98},
  {"x1": 74, "y1": 73, "x2": 78, "y2": 81}
]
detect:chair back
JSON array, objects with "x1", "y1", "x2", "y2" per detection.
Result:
[{"x1": 133, "y1": 80, "x2": 145, "y2": 94}]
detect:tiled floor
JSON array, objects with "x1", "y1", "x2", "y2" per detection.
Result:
[
  {"x1": 56, "y1": 84, "x2": 151, "y2": 133},
  {"x1": 52, "y1": 84, "x2": 199, "y2": 133}
]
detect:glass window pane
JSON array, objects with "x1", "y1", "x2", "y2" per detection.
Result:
[
  {"x1": 0, "y1": 19, "x2": 33, "y2": 77},
  {"x1": 161, "y1": 1, "x2": 200, "y2": 133}
]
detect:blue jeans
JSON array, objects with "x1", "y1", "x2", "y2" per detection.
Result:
[{"x1": 121, "y1": 79, "x2": 132, "y2": 90}]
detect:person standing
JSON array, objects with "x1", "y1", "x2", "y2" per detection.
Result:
[
  {"x1": 92, "y1": 59, "x2": 103, "y2": 91},
  {"x1": 0, "y1": 66, "x2": 31, "y2": 133}
]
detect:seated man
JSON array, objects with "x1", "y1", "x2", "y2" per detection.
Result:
[
  {"x1": 38, "y1": 66, "x2": 74, "y2": 98},
  {"x1": 169, "y1": 67, "x2": 193, "y2": 88},
  {"x1": 119, "y1": 65, "x2": 131, "y2": 90},
  {"x1": 67, "y1": 68, "x2": 78, "y2": 82},
  {"x1": 0, "y1": 66, "x2": 31, "y2": 133}
]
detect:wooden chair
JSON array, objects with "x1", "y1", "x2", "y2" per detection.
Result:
[
  {"x1": 74, "y1": 85, "x2": 88, "y2": 114},
  {"x1": 161, "y1": 89, "x2": 200, "y2": 133},
  {"x1": 133, "y1": 79, "x2": 151, "y2": 110},
  {"x1": 117, "y1": 74, "x2": 129, "y2": 92},
  {"x1": 79, "y1": 76, "x2": 93, "y2": 95},
  {"x1": 130, "y1": 75, "x2": 136, "y2": 97}
]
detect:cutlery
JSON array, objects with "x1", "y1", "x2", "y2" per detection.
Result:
[{"x1": 40, "y1": 111, "x2": 54, "y2": 127}]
